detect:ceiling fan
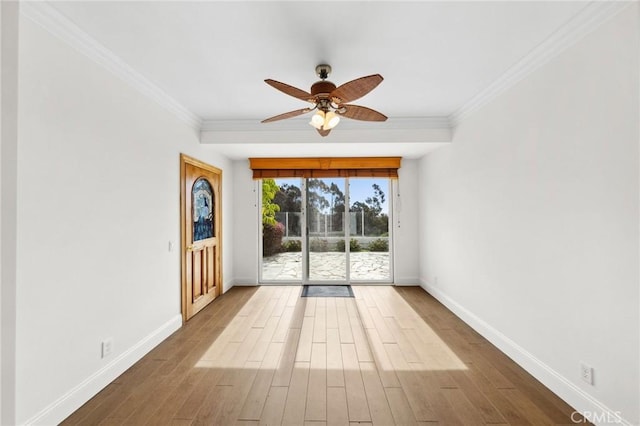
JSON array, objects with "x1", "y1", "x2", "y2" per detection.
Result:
[{"x1": 261, "y1": 64, "x2": 387, "y2": 137}]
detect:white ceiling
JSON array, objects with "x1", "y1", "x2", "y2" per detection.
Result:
[{"x1": 45, "y1": 1, "x2": 593, "y2": 159}]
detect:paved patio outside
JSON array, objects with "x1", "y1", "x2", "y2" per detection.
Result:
[{"x1": 261, "y1": 252, "x2": 390, "y2": 281}]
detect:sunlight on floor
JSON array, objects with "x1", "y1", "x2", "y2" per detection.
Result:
[{"x1": 194, "y1": 286, "x2": 467, "y2": 371}]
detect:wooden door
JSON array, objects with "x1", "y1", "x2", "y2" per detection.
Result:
[{"x1": 181, "y1": 154, "x2": 222, "y2": 322}]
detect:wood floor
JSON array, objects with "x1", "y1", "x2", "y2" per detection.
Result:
[{"x1": 62, "y1": 286, "x2": 588, "y2": 425}]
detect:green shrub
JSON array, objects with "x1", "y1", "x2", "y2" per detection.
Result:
[
  {"x1": 262, "y1": 179, "x2": 280, "y2": 225},
  {"x1": 309, "y1": 238, "x2": 328, "y2": 252},
  {"x1": 282, "y1": 240, "x2": 302, "y2": 252},
  {"x1": 263, "y1": 222, "x2": 284, "y2": 256},
  {"x1": 368, "y1": 238, "x2": 388, "y2": 252},
  {"x1": 336, "y1": 239, "x2": 362, "y2": 252}
]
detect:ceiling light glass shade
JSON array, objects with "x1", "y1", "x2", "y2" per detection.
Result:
[
  {"x1": 324, "y1": 111, "x2": 340, "y2": 130},
  {"x1": 309, "y1": 110, "x2": 325, "y2": 129}
]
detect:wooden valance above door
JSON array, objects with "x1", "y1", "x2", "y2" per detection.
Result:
[{"x1": 249, "y1": 157, "x2": 402, "y2": 179}]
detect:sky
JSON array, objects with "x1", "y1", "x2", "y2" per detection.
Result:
[{"x1": 273, "y1": 177, "x2": 390, "y2": 213}]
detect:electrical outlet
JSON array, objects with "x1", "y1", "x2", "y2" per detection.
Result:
[
  {"x1": 102, "y1": 338, "x2": 113, "y2": 359},
  {"x1": 580, "y1": 362, "x2": 594, "y2": 385}
]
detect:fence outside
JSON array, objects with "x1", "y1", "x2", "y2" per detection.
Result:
[{"x1": 274, "y1": 211, "x2": 386, "y2": 238}]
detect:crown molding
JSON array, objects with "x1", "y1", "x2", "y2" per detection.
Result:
[
  {"x1": 449, "y1": 0, "x2": 634, "y2": 126},
  {"x1": 20, "y1": 1, "x2": 202, "y2": 130}
]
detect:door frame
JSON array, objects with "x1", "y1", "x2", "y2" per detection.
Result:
[{"x1": 180, "y1": 154, "x2": 222, "y2": 322}]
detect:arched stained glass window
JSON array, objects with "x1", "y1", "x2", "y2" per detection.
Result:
[{"x1": 192, "y1": 177, "x2": 214, "y2": 241}]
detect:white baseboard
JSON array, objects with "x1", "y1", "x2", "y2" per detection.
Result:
[
  {"x1": 394, "y1": 278, "x2": 420, "y2": 286},
  {"x1": 419, "y1": 279, "x2": 632, "y2": 426},
  {"x1": 223, "y1": 278, "x2": 235, "y2": 293},
  {"x1": 23, "y1": 315, "x2": 182, "y2": 426},
  {"x1": 231, "y1": 278, "x2": 259, "y2": 286}
]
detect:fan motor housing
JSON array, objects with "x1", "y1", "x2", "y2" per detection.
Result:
[{"x1": 310, "y1": 80, "x2": 336, "y2": 97}]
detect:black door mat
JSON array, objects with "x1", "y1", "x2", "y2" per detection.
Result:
[{"x1": 301, "y1": 285, "x2": 354, "y2": 298}]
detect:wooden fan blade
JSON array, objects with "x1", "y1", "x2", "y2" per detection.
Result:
[
  {"x1": 262, "y1": 108, "x2": 312, "y2": 123},
  {"x1": 330, "y1": 74, "x2": 383, "y2": 104},
  {"x1": 339, "y1": 104, "x2": 388, "y2": 122},
  {"x1": 265, "y1": 79, "x2": 314, "y2": 102},
  {"x1": 316, "y1": 128, "x2": 331, "y2": 137}
]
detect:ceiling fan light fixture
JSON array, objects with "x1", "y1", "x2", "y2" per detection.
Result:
[
  {"x1": 309, "y1": 110, "x2": 325, "y2": 129},
  {"x1": 324, "y1": 111, "x2": 340, "y2": 130}
]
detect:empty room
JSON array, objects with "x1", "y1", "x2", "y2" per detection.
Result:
[{"x1": 1, "y1": 1, "x2": 638, "y2": 425}]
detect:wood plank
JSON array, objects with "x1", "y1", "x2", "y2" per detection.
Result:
[
  {"x1": 313, "y1": 298, "x2": 327, "y2": 343},
  {"x1": 239, "y1": 342, "x2": 284, "y2": 420},
  {"x1": 270, "y1": 286, "x2": 289, "y2": 318},
  {"x1": 248, "y1": 315, "x2": 280, "y2": 362},
  {"x1": 326, "y1": 387, "x2": 349, "y2": 426},
  {"x1": 350, "y1": 317, "x2": 373, "y2": 362},
  {"x1": 296, "y1": 316, "x2": 315, "y2": 362},
  {"x1": 367, "y1": 287, "x2": 394, "y2": 318},
  {"x1": 441, "y1": 388, "x2": 484, "y2": 425},
  {"x1": 206, "y1": 361, "x2": 261, "y2": 425},
  {"x1": 449, "y1": 368, "x2": 508, "y2": 424},
  {"x1": 499, "y1": 388, "x2": 556, "y2": 426},
  {"x1": 363, "y1": 327, "x2": 400, "y2": 388},
  {"x1": 368, "y1": 307, "x2": 395, "y2": 343},
  {"x1": 218, "y1": 328, "x2": 262, "y2": 386},
  {"x1": 359, "y1": 362, "x2": 395, "y2": 425},
  {"x1": 384, "y1": 387, "x2": 418, "y2": 426},
  {"x1": 287, "y1": 286, "x2": 301, "y2": 306},
  {"x1": 340, "y1": 344, "x2": 371, "y2": 422},
  {"x1": 336, "y1": 298, "x2": 354, "y2": 343},
  {"x1": 281, "y1": 362, "x2": 311, "y2": 426},
  {"x1": 325, "y1": 297, "x2": 338, "y2": 329},
  {"x1": 354, "y1": 299, "x2": 375, "y2": 329},
  {"x1": 383, "y1": 316, "x2": 420, "y2": 363},
  {"x1": 383, "y1": 343, "x2": 437, "y2": 422},
  {"x1": 272, "y1": 306, "x2": 295, "y2": 343},
  {"x1": 306, "y1": 343, "x2": 327, "y2": 421},
  {"x1": 258, "y1": 387, "x2": 288, "y2": 426},
  {"x1": 305, "y1": 297, "x2": 317, "y2": 317},
  {"x1": 251, "y1": 296, "x2": 279, "y2": 328},
  {"x1": 326, "y1": 328, "x2": 345, "y2": 387},
  {"x1": 272, "y1": 327, "x2": 302, "y2": 387}
]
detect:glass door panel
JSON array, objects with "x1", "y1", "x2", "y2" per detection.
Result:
[
  {"x1": 349, "y1": 178, "x2": 391, "y2": 281},
  {"x1": 307, "y1": 178, "x2": 347, "y2": 282},
  {"x1": 261, "y1": 178, "x2": 303, "y2": 281}
]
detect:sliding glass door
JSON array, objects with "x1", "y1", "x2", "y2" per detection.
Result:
[
  {"x1": 348, "y1": 178, "x2": 390, "y2": 281},
  {"x1": 260, "y1": 177, "x2": 392, "y2": 283},
  {"x1": 261, "y1": 178, "x2": 303, "y2": 281},
  {"x1": 307, "y1": 178, "x2": 347, "y2": 282}
]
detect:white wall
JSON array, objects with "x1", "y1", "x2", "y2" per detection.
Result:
[
  {"x1": 394, "y1": 159, "x2": 420, "y2": 284},
  {"x1": 232, "y1": 160, "x2": 259, "y2": 284},
  {"x1": 1, "y1": 2, "x2": 20, "y2": 424},
  {"x1": 15, "y1": 17, "x2": 233, "y2": 425},
  {"x1": 419, "y1": 5, "x2": 639, "y2": 425}
]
